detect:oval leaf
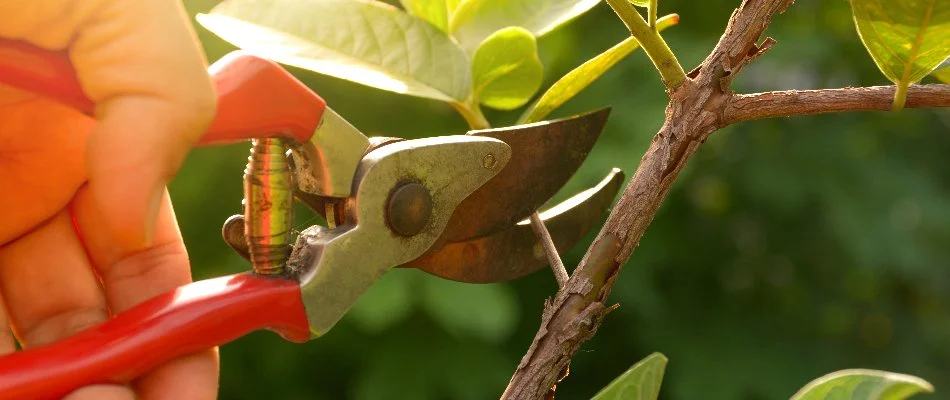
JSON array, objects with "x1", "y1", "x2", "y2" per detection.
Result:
[
  {"x1": 791, "y1": 369, "x2": 934, "y2": 400},
  {"x1": 850, "y1": 0, "x2": 950, "y2": 104},
  {"x1": 198, "y1": 0, "x2": 472, "y2": 102},
  {"x1": 519, "y1": 13, "x2": 678, "y2": 124},
  {"x1": 449, "y1": 0, "x2": 601, "y2": 53},
  {"x1": 400, "y1": 0, "x2": 461, "y2": 32},
  {"x1": 592, "y1": 353, "x2": 668, "y2": 400},
  {"x1": 471, "y1": 27, "x2": 543, "y2": 110}
]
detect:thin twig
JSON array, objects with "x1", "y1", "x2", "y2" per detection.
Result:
[{"x1": 529, "y1": 212, "x2": 568, "y2": 287}]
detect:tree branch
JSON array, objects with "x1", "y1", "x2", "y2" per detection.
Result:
[
  {"x1": 502, "y1": 1, "x2": 797, "y2": 398},
  {"x1": 504, "y1": 0, "x2": 950, "y2": 398},
  {"x1": 724, "y1": 84, "x2": 950, "y2": 123}
]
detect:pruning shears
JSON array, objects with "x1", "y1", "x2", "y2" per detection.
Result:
[{"x1": 0, "y1": 38, "x2": 623, "y2": 399}]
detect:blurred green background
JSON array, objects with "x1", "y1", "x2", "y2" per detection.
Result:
[{"x1": 173, "y1": 0, "x2": 950, "y2": 398}]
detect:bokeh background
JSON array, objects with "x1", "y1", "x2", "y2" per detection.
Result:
[{"x1": 173, "y1": 0, "x2": 950, "y2": 398}]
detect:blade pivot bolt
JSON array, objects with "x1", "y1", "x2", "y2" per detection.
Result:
[
  {"x1": 482, "y1": 153, "x2": 497, "y2": 169},
  {"x1": 386, "y1": 182, "x2": 433, "y2": 236}
]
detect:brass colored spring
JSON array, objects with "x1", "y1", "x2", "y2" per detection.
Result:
[{"x1": 244, "y1": 138, "x2": 294, "y2": 275}]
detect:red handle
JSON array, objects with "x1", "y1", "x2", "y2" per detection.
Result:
[
  {"x1": 0, "y1": 38, "x2": 326, "y2": 145},
  {"x1": 0, "y1": 273, "x2": 310, "y2": 400}
]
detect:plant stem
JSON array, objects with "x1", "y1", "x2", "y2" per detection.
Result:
[
  {"x1": 605, "y1": 0, "x2": 685, "y2": 89},
  {"x1": 892, "y1": 82, "x2": 908, "y2": 111},
  {"x1": 649, "y1": 0, "x2": 658, "y2": 30},
  {"x1": 451, "y1": 101, "x2": 490, "y2": 130}
]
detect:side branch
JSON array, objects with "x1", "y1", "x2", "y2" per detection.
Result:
[{"x1": 723, "y1": 84, "x2": 950, "y2": 123}]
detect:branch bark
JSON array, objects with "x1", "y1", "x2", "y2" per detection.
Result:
[
  {"x1": 724, "y1": 85, "x2": 950, "y2": 123},
  {"x1": 503, "y1": 0, "x2": 950, "y2": 397}
]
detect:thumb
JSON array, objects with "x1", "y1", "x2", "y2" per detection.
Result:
[{"x1": 71, "y1": 0, "x2": 215, "y2": 250}]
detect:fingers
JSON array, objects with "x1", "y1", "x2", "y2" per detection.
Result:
[
  {"x1": 0, "y1": 210, "x2": 106, "y2": 348},
  {"x1": 73, "y1": 185, "x2": 219, "y2": 400},
  {"x1": 0, "y1": 92, "x2": 92, "y2": 245},
  {"x1": 0, "y1": 296, "x2": 14, "y2": 356},
  {"x1": 74, "y1": 0, "x2": 216, "y2": 252}
]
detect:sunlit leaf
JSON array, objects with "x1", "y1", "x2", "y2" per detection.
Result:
[
  {"x1": 932, "y1": 57, "x2": 950, "y2": 83},
  {"x1": 519, "y1": 14, "x2": 678, "y2": 124},
  {"x1": 419, "y1": 277, "x2": 518, "y2": 343},
  {"x1": 849, "y1": 0, "x2": 950, "y2": 107},
  {"x1": 471, "y1": 27, "x2": 543, "y2": 110},
  {"x1": 449, "y1": 0, "x2": 601, "y2": 53},
  {"x1": 629, "y1": 0, "x2": 650, "y2": 6},
  {"x1": 591, "y1": 353, "x2": 668, "y2": 400},
  {"x1": 933, "y1": 68, "x2": 950, "y2": 83},
  {"x1": 197, "y1": 0, "x2": 472, "y2": 102},
  {"x1": 400, "y1": 0, "x2": 462, "y2": 32},
  {"x1": 791, "y1": 369, "x2": 934, "y2": 400}
]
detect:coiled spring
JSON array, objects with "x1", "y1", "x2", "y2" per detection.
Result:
[{"x1": 244, "y1": 138, "x2": 294, "y2": 275}]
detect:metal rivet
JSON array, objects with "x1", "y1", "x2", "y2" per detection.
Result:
[
  {"x1": 387, "y1": 182, "x2": 433, "y2": 236},
  {"x1": 482, "y1": 153, "x2": 497, "y2": 169}
]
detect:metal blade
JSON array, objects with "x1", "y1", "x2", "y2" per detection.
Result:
[
  {"x1": 404, "y1": 168, "x2": 624, "y2": 283},
  {"x1": 441, "y1": 107, "x2": 611, "y2": 242}
]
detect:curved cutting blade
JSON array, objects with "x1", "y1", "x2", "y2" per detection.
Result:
[
  {"x1": 441, "y1": 107, "x2": 611, "y2": 242},
  {"x1": 405, "y1": 168, "x2": 624, "y2": 283}
]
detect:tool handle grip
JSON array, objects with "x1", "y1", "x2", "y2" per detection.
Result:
[
  {"x1": 0, "y1": 38, "x2": 326, "y2": 145},
  {"x1": 0, "y1": 273, "x2": 310, "y2": 400}
]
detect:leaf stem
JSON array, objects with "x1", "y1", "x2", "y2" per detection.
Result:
[
  {"x1": 892, "y1": 82, "x2": 909, "y2": 111},
  {"x1": 451, "y1": 101, "x2": 490, "y2": 129},
  {"x1": 648, "y1": 0, "x2": 658, "y2": 30},
  {"x1": 605, "y1": 0, "x2": 685, "y2": 89}
]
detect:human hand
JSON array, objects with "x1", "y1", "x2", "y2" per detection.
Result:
[{"x1": 0, "y1": 1, "x2": 218, "y2": 399}]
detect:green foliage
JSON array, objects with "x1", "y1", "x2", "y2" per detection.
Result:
[
  {"x1": 471, "y1": 27, "x2": 543, "y2": 110},
  {"x1": 420, "y1": 277, "x2": 519, "y2": 343},
  {"x1": 519, "y1": 13, "x2": 678, "y2": 124},
  {"x1": 849, "y1": 0, "x2": 950, "y2": 108},
  {"x1": 629, "y1": 0, "x2": 651, "y2": 7},
  {"x1": 792, "y1": 369, "x2": 934, "y2": 400},
  {"x1": 448, "y1": 0, "x2": 602, "y2": 53},
  {"x1": 197, "y1": 0, "x2": 471, "y2": 102},
  {"x1": 399, "y1": 0, "x2": 461, "y2": 32},
  {"x1": 592, "y1": 353, "x2": 667, "y2": 400}
]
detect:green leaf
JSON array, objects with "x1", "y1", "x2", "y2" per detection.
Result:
[
  {"x1": 849, "y1": 0, "x2": 950, "y2": 108},
  {"x1": 932, "y1": 57, "x2": 950, "y2": 83},
  {"x1": 197, "y1": 0, "x2": 471, "y2": 102},
  {"x1": 419, "y1": 278, "x2": 518, "y2": 343},
  {"x1": 448, "y1": 0, "x2": 602, "y2": 53},
  {"x1": 591, "y1": 353, "x2": 668, "y2": 400},
  {"x1": 791, "y1": 369, "x2": 934, "y2": 400},
  {"x1": 519, "y1": 13, "x2": 678, "y2": 124},
  {"x1": 933, "y1": 67, "x2": 950, "y2": 83},
  {"x1": 471, "y1": 27, "x2": 543, "y2": 110},
  {"x1": 629, "y1": 0, "x2": 650, "y2": 6},
  {"x1": 400, "y1": 0, "x2": 461, "y2": 32}
]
